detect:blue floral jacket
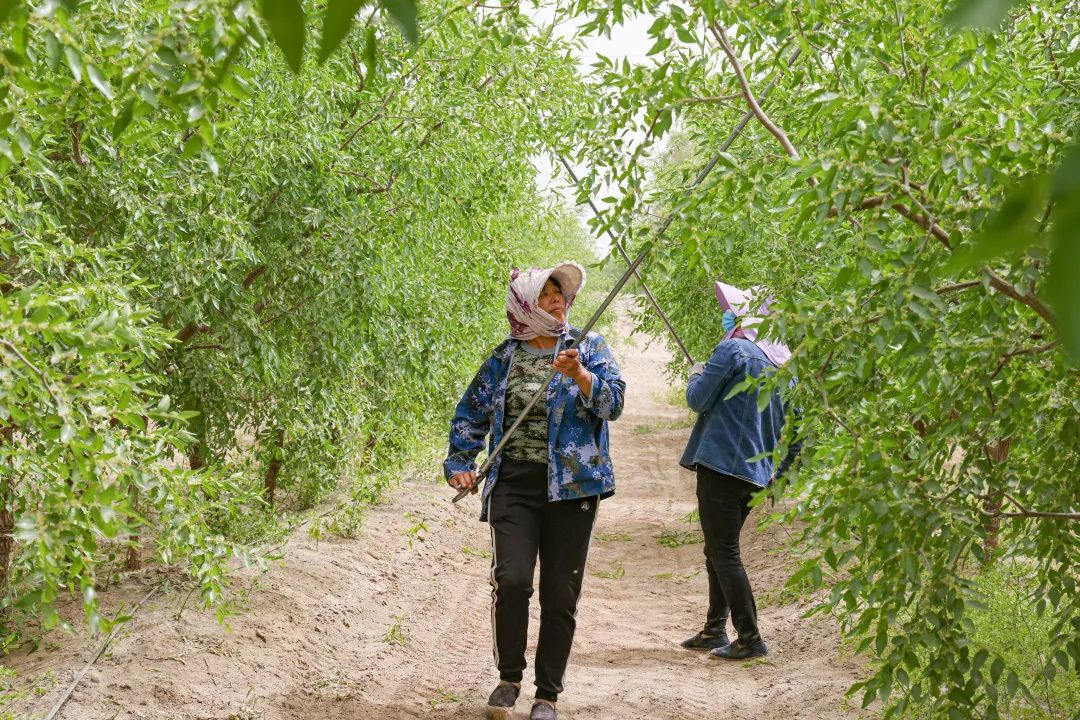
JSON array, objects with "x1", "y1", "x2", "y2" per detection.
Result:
[
  {"x1": 444, "y1": 328, "x2": 625, "y2": 521},
  {"x1": 680, "y1": 338, "x2": 800, "y2": 488}
]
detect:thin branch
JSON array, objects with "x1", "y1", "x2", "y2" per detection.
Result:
[
  {"x1": 356, "y1": 173, "x2": 397, "y2": 195},
  {"x1": 70, "y1": 120, "x2": 87, "y2": 166},
  {"x1": 992, "y1": 492, "x2": 1080, "y2": 521},
  {"x1": 261, "y1": 295, "x2": 315, "y2": 327},
  {"x1": 174, "y1": 322, "x2": 211, "y2": 344},
  {"x1": 340, "y1": 90, "x2": 397, "y2": 150},
  {"x1": 891, "y1": 201, "x2": 951, "y2": 247},
  {"x1": 242, "y1": 265, "x2": 267, "y2": 290},
  {"x1": 0, "y1": 338, "x2": 62, "y2": 409},
  {"x1": 709, "y1": 22, "x2": 801, "y2": 162},
  {"x1": 835, "y1": 194, "x2": 1055, "y2": 324},
  {"x1": 674, "y1": 93, "x2": 743, "y2": 107},
  {"x1": 990, "y1": 340, "x2": 1060, "y2": 379},
  {"x1": 983, "y1": 270, "x2": 1054, "y2": 325},
  {"x1": 937, "y1": 280, "x2": 982, "y2": 294},
  {"x1": 891, "y1": 0, "x2": 911, "y2": 84}
]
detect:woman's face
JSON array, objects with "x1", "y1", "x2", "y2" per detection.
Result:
[{"x1": 538, "y1": 279, "x2": 566, "y2": 323}]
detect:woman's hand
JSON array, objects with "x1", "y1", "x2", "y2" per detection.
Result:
[
  {"x1": 553, "y1": 348, "x2": 586, "y2": 380},
  {"x1": 554, "y1": 348, "x2": 593, "y2": 398},
  {"x1": 450, "y1": 470, "x2": 479, "y2": 494}
]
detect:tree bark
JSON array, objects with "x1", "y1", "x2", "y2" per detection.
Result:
[
  {"x1": 0, "y1": 424, "x2": 15, "y2": 596},
  {"x1": 264, "y1": 428, "x2": 285, "y2": 508},
  {"x1": 981, "y1": 437, "x2": 1012, "y2": 566}
]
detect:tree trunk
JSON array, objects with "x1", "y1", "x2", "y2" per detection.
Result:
[
  {"x1": 264, "y1": 428, "x2": 285, "y2": 508},
  {"x1": 188, "y1": 443, "x2": 205, "y2": 471},
  {"x1": 0, "y1": 424, "x2": 15, "y2": 595},
  {"x1": 124, "y1": 486, "x2": 141, "y2": 571},
  {"x1": 981, "y1": 437, "x2": 1013, "y2": 566}
]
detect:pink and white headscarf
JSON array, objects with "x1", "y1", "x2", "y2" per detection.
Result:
[
  {"x1": 715, "y1": 280, "x2": 792, "y2": 367},
  {"x1": 506, "y1": 262, "x2": 586, "y2": 341}
]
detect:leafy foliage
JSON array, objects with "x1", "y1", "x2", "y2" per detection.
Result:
[
  {"x1": 560, "y1": 0, "x2": 1080, "y2": 715},
  {"x1": 0, "y1": 0, "x2": 593, "y2": 643}
]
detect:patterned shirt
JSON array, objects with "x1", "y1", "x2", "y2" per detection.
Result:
[
  {"x1": 503, "y1": 344, "x2": 553, "y2": 464},
  {"x1": 444, "y1": 329, "x2": 626, "y2": 522}
]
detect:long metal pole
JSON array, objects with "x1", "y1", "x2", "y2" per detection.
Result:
[{"x1": 452, "y1": 42, "x2": 807, "y2": 504}]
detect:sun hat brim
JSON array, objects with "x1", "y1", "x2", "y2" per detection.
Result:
[{"x1": 548, "y1": 261, "x2": 586, "y2": 303}]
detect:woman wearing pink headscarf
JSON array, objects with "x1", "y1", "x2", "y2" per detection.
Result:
[
  {"x1": 445, "y1": 262, "x2": 625, "y2": 720},
  {"x1": 678, "y1": 281, "x2": 799, "y2": 661}
]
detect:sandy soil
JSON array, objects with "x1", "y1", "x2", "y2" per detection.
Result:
[{"x1": 4, "y1": 303, "x2": 868, "y2": 720}]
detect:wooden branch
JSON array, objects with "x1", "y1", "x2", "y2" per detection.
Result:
[
  {"x1": 833, "y1": 194, "x2": 1055, "y2": 325},
  {"x1": 71, "y1": 121, "x2": 88, "y2": 166},
  {"x1": 937, "y1": 279, "x2": 982, "y2": 294},
  {"x1": 356, "y1": 173, "x2": 397, "y2": 195},
  {"x1": 182, "y1": 343, "x2": 226, "y2": 352},
  {"x1": 709, "y1": 22, "x2": 802, "y2": 162},
  {"x1": 993, "y1": 492, "x2": 1080, "y2": 521},
  {"x1": 174, "y1": 322, "x2": 211, "y2": 344},
  {"x1": 340, "y1": 90, "x2": 397, "y2": 151},
  {"x1": 418, "y1": 121, "x2": 446, "y2": 148},
  {"x1": 261, "y1": 296, "x2": 315, "y2": 327},
  {"x1": 242, "y1": 265, "x2": 267, "y2": 289},
  {"x1": 891, "y1": 201, "x2": 951, "y2": 247},
  {"x1": 990, "y1": 340, "x2": 1060, "y2": 379},
  {"x1": 984, "y1": 270, "x2": 1055, "y2": 325}
]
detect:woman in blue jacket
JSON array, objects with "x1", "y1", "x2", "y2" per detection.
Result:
[
  {"x1": 680, "y1": 281, "x2": 797, "y2": 661},
  {"x1": 445, "y1": 262, "x2": 625, "y2": 720}
]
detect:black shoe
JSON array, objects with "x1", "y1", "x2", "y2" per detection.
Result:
[
  {"x1": 681, "y1": 630, "x2": 730, "y2": 651},
  {"x1": 530, "y1": 700, "x2": 558, "y2": 720},
  {"x1": 710, "y1": 638, "x2": 768, "y2": 660},
  {"x1": 486, "y1": 681, "x2": 520, "y2": 720}
]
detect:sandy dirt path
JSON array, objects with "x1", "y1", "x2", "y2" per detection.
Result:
[{"x1": 5, "y1": 304, "x2": 867, "y2": 720}]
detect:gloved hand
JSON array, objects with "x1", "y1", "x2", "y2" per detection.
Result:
[{"x1": 690, "y1": 361, "x2": 706, "y2": 377}]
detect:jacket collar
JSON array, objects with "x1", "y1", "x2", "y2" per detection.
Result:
[{"x1": 493, "y1": 327, "x2": 578, "y2": 363}]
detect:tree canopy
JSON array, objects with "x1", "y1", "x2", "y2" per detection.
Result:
[{"x1": 1, "y1": 0, "x2": 1078, "y2": 717}]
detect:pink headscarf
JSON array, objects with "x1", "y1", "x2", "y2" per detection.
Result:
[
  {"x1": 506, "y1": 262, "x2": 586, "y2": 340},
  {"x1": 715, "y1": 280, "x2": 792, "y2": 367}
]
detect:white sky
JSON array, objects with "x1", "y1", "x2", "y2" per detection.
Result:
[{"x1": 523, "y1": 5, "x2": 659, "y2": 256}]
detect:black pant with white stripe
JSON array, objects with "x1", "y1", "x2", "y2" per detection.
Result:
[{"x1": 488, "y1": 459, "x2": 598, "y2": 702}]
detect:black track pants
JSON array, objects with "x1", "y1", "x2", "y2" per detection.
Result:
[
  {"x1": 488, "y1": 460, "x2": 598, "y2": 702},
  {"x1": 696, "y1": 466, "x2": 762, "y2": 644}
]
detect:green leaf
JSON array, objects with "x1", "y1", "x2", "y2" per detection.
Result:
[
  {"x1": 363, "y1": 25, "x2": 377, "y2": 77},
  {"x1": 260, "y1": 0, "x2": 307, "y2": 72},
  {"x1": 113, "y1": 98, "x2": 135, "y2": 139},
  {"x1": 86, "y1": 63, "x2": 113, "y2": 100},
  {"x1": 381, "y1": 0, "x2": 418, "y2": 44},
  {"x1": 1046, "y1": 201, "x2": 1080, "y2": 362},
  {"x1": 945, "y1": 175, "x2": 1047, "y2": 272},
  {"x1": 0, "y1": 0, "x2": 19, "y2": 24},
  {"x1": 319, "y1": 0, "x2": 367, "y2": 62},
  {"x1": 946, "y1": 0, "x2": 1017, "y2": 28},
  {"x1": 64, "y1": 45, "x2": 82, "y2": 83}
]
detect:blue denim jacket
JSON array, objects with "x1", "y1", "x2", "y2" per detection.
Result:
[
  {"x1": 444, "y1": 328, "x2": 625, "y2": 521},
  {"x1": 680, "y1": 338, "x2": 798, "y2": 487}
]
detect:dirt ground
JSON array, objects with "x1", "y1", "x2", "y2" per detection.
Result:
[{"x1": 4, "y1": 305, "x2": 868, "y2": 720}]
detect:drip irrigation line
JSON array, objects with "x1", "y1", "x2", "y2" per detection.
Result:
[
  {"x1": 452, "y1": 42, "x2": 806, "y2": 504},
  {"x1": 43, "y1": 585, "x2": 159, "y2": 720}
]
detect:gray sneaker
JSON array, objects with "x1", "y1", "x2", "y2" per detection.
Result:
[
  {"x1": 530, "y1": 700, "x2": 558, "y2": 720},
  {"x1": 486, "y1": 681, "x2": 520, "y2": 720}
]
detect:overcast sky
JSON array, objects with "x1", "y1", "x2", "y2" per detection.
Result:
[{"x1": 523, "y1": 5, "x2": 659, "y2": 256}]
